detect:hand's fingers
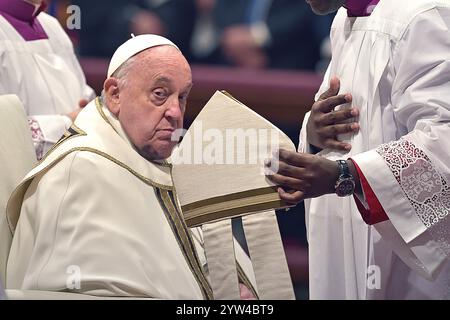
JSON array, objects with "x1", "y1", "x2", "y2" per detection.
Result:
[
  {"x1": 320, "y1": 107, "x2": 359, "y2": 125},
  {"x1": 278, "y1": 187, "x2": 305, "y2": 204},
  {"x1": 266, "y1": 172, "x2": 308, "y2": 191},
  {"x1": 275, "y1": 149, "x2": 310, "y2": 167},
  {"x1": 275, "y1": 160, "x2": 309, "y2": 178},
  {"x1": 318, "y1": 76, "x2": 340, "y2": 101},
  {"x1": 319, "y1": 122, "x2": 359, "y2": 137},
  {"x1": 316, "y1": 94, "x2": 351, "y2": 113},
  {"x1": 323, "y1": 138, "x2": 352, "y2": 151}
]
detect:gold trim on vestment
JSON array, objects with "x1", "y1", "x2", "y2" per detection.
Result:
[
  {"x1": 169, "y1": 179, "x2": 215, "y2": 299},
  {"x1": 181, "y1": 187, "x2": 286, "y2": 227},
  {"x1": 8, "y1": 124, "x2": 90, "y2": 231},
  {"x1": 237, "y1": 262, "x2": 259, "y2": 300},
  {"x1": 157, "y1": 188, "x2": 214, "y2": 300},
  {"x1": 95, "y1": 96, "x2": 119, "y2": 134},
  {"x1": 7, "y1": 146, "x2": 174, "y2": 232},
  {"x1": 39, "y1": 123, "x2": 86, "y2": 163},
  {"x1": 155, "y1": 159, "x2": 172, "y2": 167},
  {"x1": 185, "y1": 199, "x2": 285, "y2": 227},
  {"x1": 68, "y1": 147, "x2": 172, "y2": 189},
  {"x1": 182, "y1": 187, "x2": 279, "y2": 212}
]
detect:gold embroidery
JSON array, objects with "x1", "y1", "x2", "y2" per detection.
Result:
[
  {"x1": 183, "y1": 194, "x2": 285, "y2": 227},
  {"x1": 83, "y1": 148, "x2": 173, "y2": 189},
  {"x1": 237, "y1": 262, "x2": 259, "y2": 300},
  {"x1": 95, "y1": 97, "x2": 119, "y2": 134},
  {"x1": 38, "y1": 124, "x2": 86, "y2": 163},
  {"x1": 7, "y1": 146, "x2": 174, "y2": 233},
  {"x1": 182, "y1": 186, "x2": 279, "y2": 212},
  {"x1": 159, "y1": 189, "x2": 213, "y2": 300},
  {"x1": 150, "y1": 159, "x2": 172, "y2": 168}
]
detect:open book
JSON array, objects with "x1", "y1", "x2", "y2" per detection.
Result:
[{"x1": 172, "y1": 90, "x2": 296, "y2": 227}]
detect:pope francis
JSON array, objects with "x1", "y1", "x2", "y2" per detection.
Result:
[{"x1": 4, "y1": 34, "x2": 256, "y2": 299}]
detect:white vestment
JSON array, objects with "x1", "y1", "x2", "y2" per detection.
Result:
[
  {"x1": 5, "y1": 98, "x2": 256, "y2": 299},
  {"x1": 299, "y1": 0, "x2": 450, "y2": 299},
  {"x1": 0, "y1": 12, "x2": 94, "y2": 158}
]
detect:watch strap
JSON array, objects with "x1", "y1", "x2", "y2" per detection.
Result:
[{"x1": 336, "y1": 159, "x2": 350, "y2": 176}]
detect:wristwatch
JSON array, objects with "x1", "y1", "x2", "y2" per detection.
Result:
[{"x1": 335, "y1": 160, "x2": 355, "y2": 197}]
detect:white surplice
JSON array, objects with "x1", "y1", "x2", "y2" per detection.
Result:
[
  {"x1": 5, "y1": 99, "x2": 256, "y2": 299},
  {"x1": 0, "y1": 12, "x2": 94, "y2": 159},
  {"x1": 299, "y1": 0, "x2": 450, "y2": 299}
]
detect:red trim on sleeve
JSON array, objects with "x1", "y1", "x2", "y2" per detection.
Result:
[{"x1": 350, "y1": 159, "x2": 389, "y2": 225}]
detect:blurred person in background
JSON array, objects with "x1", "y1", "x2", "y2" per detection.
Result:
[
  {"x1": 0, "y1": 0, "x2": 95, "y2": 160},
  {"x1": 191, "y1": 0, "x2": 333, "y2": 70},
  {"x1": 73, "y1": 0, "x2": 196, "y2": 60}
]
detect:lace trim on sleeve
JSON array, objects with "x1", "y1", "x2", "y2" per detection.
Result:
[
  {"x1": 376, "y1": 139, "x2": 450, "y2": 255},
  {"x1": 28, "y1": 118, "x2": 45, "y2": 160}
]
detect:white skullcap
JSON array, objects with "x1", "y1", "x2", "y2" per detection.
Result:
[{"x1": 107, "y1": 34, "x2": 179, "y2": 78}]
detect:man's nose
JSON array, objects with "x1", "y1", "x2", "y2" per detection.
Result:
[{"x1": 165, "y1": 96, "x2": 183, "y2": 120}]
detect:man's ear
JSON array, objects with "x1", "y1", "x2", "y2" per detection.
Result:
[{"x1": 103, "y1": 78, "x2": 121, "y2": 116}]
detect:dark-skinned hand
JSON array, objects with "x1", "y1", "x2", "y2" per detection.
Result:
[
  {"x1": 306, "y1": 76, "x2": 359, "y2": 152},
  {"x1": 265, "y1": 149, "x2": 340, "y2": 205}
]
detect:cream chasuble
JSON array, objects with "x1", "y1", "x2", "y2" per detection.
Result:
[
  {"x1": 5, "y1": 98, "x2": 256, "y2": 299},
  {"x1": 299, "y1": 0, "x2": 450, "y2": 299}
]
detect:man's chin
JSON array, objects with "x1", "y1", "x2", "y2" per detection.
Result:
[{"x1": 138, "y1": 142, "x2": 175, "y2": 161}]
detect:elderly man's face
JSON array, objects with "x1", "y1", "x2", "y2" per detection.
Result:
[
  {"x1": 305, "y1": 0, "x2": 345, "y2": 15},
  {"x1": 109, "y1": 46, "x2": 192, "y2": 160}
]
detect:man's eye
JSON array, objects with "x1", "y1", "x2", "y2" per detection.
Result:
[{"x1": 153, "y1": 90, "x2": 166, "y2": 98}]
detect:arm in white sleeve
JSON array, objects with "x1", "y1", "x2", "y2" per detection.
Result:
[
  {"x1": 352, "y1": 6, "x2": 450, "y2": 280},
  {"x1": 45, "y1": 15, "x2": 96, "y2": 101},
  {"x1": 0, "y1": 74, "x2": 72, "y2": 160},
  {"x1": 67, "y1": 49, "x2": 96, "y2": 101}
]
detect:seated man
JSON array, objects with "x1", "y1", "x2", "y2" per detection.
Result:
[{"x1": 5, "y1": 34, "x2": 255, "y2": 299}]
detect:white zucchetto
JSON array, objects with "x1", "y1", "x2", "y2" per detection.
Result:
[{"x1": 107, "y1": 34, "x2": 179, "y2": 78}]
